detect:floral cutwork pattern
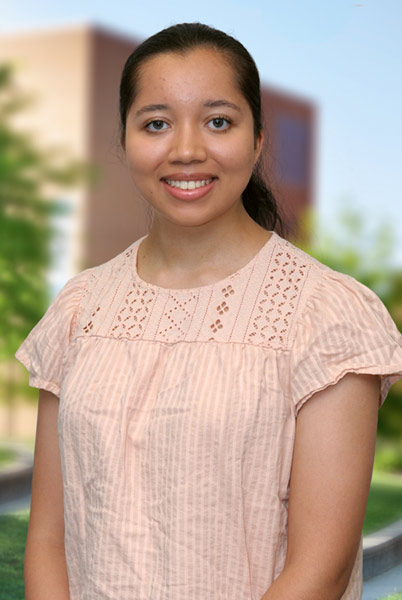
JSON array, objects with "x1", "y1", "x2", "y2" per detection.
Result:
[
  {"x1": 158, "y1": 294, "x2": 198, "y2": 342},
  {"x1": 110, "y1": 285, "x2": 156, "y2": 339},
  {"x1": 208, "y1": 285, "x2": 235, "y2": 339},
  {"x1": 76, "y1": 237, "x2": 311, "y2": 347},
  {"x1": 83, "y1": 307, "x2": 101, "y2": 334},
  {"x1": 246, "y1": 248, "x2": 308, "y2": 347},
  {"x1": 210, "y1": 319, "x2": 223, "y2": 334},
  {"x1": 222, "y1": 285, "x2": 235, "y2": 298},
  {"x1": 216, "y1": 301, "x2": 229, "y2": 315}
]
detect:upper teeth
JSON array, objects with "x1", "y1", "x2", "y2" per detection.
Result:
[{"x1": 165, "y1": 179, "x2": 213, "y2": 190}]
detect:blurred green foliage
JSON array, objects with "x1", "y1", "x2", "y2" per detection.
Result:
[
  {"x1": 0, "y1": 63, "x2": 55, "y2": 362},
  {"x1": 374, "y1": 439, "x2": 402, "y2": 473},
  {"x1": 293, "y1": 207, "x2": 402, "y2": 439},
  {"x1": 363, "y1": 470, "x2": 402, "y2": 534},
  {"x1": 0, "y1": 63, "x2": 91, "y2": 362},
  {"x1": 0, "y1": 446, "x2": 17, "y2": 467},
  {"x1": 0, "y1": 63, "x2": 90, "y2": 426}
]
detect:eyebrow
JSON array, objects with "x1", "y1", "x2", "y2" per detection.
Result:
[
  {"x1": 135, "y1": 99, "x2": 242, "y2": 118},
  {"x1": 203, "y1": 99, "x2": 242, "y2": 112},
  {"x1": 135, "y1": 104, "x2": 169, "y2": 117}
]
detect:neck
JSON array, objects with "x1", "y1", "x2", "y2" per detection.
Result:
[{"x1": 142, "y1": 204, "x2": 269, "y2": 273}]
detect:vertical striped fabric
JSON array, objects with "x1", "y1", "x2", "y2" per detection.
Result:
[{"x1": 16, "y1": 232, "x2": 402, "y2": 600}]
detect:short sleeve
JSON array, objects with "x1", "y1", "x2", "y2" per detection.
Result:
[
  {"x1": 290, "y1": 269, "x2": 402, "y2": 414},
  {"x1": 15, "y1": 270, "x2": 89, "y2": 397}
]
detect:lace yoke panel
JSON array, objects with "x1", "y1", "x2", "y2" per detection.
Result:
[{"x1": 77, "y1": 239, "x2": 312, "y2": 350}]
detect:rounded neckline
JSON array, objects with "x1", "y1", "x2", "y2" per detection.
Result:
[{"x1": 130, "y1": 231, "x2": 278, "y2": 294}]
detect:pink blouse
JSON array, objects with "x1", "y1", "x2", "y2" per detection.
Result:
[{"x1": 16, "y1": 231, "x2": 402, "y2": 600}]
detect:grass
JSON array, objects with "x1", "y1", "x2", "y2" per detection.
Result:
[
  {"x1": 381, "y1": 595, "x2": 402, "y2": 599},
  {"x1": 0, "y1": 511, "x2": 28, "y2": 600},
  {"x1": 363, "y1": 470, "x2": 402, "y2": 534}
]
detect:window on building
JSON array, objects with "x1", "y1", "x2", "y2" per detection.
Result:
[{"x1": 275, "y1": 114, "x2": 309, "y2": 186}]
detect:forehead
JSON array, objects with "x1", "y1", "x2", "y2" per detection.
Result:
[{"x1": 134, "y1": 47, "x2": 243, "y2": 105}]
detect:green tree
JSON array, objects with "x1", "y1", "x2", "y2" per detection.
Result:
[{"x1": 0, "y1": 63, "x2": 88, "y2": 434}]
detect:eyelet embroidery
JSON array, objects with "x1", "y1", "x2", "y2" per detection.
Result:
[
  {"x1": 210, "y1": 319, "x2": 223, "y2": 333},
  {"x1": 158, "y1": 295, "x2": 198, "y2": 341},
  {"x1": 216, "y1": 301, "x2": 229, "y2": 315},
  {"x1": 208, "y1": 285, "x2": 236, "y2": 338},
  {"x1": 83, "y1": 306, "x2": 100, "y2": 334},
  {"x1": 78, "y1": 240, "x2": 310, "y2": 347},
  {"x1": 222, "y1": 285, "x2": 235, "y2": 298},
  {"x1": 110, "y1": 285, "x2": 156, "y2": 338},
  {"x1": 245, "y1": 248, "x2": 307, "y2": 346}
]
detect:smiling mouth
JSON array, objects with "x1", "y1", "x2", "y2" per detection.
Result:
[{"x1": 164, "y1": 178, "x2": 214, "y2": 190}]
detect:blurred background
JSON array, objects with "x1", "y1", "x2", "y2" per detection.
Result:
[
  {"x1": 1, "y1": 2, "x2": 402, "y2": 597},
  {"x1": 0, "y1": 0, "x2": 401, "y2": 489}
]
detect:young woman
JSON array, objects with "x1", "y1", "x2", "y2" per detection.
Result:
[{"x1": 17, "y1": 22, "x2": 402, "y2": 600}]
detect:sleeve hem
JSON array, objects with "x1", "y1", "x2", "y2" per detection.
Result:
[
  {"x1": 28, "y1": 376, "x2": 60, "y2": 397},
  {"x1": 15, "y1": 347, "x2": 60, "y2": 397},
  {"x1": 295, "y1": 364, "x2": 402, "y2": 415}
]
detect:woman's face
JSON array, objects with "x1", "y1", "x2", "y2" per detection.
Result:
[{"x1": 123, "y1": 47, "x2": 263, "y2": 229}]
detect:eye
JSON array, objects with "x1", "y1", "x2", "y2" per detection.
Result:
[
  {"x1": 207, "y1": 117, "x2": 231, "y2": 131},
  {"x1": 145, "y1": 119, "x2": 169, "y2": 132}
]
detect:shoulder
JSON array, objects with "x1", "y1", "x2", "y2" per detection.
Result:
[
  {"x1": 268, "y1": 233, "x2": 383, "y2": 324},
  {"x1": 58, "y1": 238, "x2": 141, "y2": 310},
  {"x1": 230, "y1": 232, "x2": 386, "y2": 350},
  {"x1": 272, "y1": 236, "x2": 402, "y2": 412},
  {"x1": 25, "y1": 239, "x2": 141, "y2": 343},
  {"x1": 251, "y1": 233, "x2": 379, "y2": 350}
]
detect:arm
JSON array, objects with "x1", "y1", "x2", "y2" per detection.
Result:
[
  {"x1": 261, "y1": 373, "x2": 380, "y2": 600},
  {"x1": 25, "y1": 389, "x2": 70, "y2": 600}
]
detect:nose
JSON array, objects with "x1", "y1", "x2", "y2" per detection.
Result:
[{"x1": 168, "y1": 122, "x2": 207, "y2": 164}]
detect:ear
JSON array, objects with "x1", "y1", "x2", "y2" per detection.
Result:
[{"x1": 254, "y1": 130, "x2": 264, "y2": 165}]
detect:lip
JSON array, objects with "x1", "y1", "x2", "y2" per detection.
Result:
[{"x1": 161, "y1": 176, "x2": 217, "y2": 201}]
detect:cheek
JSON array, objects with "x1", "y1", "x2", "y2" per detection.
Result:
[
  {"x1": 214, "y1": 135, "x2": 256, "y2": 174},
  {"x1": 125, "y1": 141, "x2": 159, "y2": 177}
]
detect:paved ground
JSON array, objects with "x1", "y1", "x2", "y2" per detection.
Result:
[
  {"x1": 0, "y1": 492, "x2": 31, "y2": 516},
  {"x1": 1, "y1": 493, "x2": 401, "y2": 599},
  {"x1": 363, "y1": 565, "x2": 402, "y2": 599}
]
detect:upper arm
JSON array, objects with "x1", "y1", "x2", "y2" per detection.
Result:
[
  {"x1": 27, "y1": 389, "x2": 65, "y2": 548},
  {"x1": 285, "y1": 373, "x2": 380, "y2": 589}
]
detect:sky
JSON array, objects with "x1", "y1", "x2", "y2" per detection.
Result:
[{"x1": 2, "y1": 0, "x2": 402, "y2": 264}]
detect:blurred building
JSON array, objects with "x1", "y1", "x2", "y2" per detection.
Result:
[{"x1": 0, "y1": 25, "x2": 315, "y2": 284}]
